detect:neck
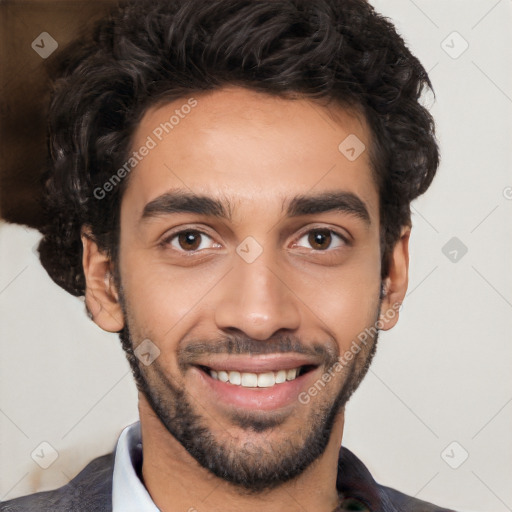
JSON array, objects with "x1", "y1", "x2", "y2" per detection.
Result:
[{"x1": 138, "y1": 394, "x2": 344, "y2": 512}]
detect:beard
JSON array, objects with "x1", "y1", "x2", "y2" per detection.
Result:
[{"x1": 117, "y1": 293, "x2": 381, "y2": 494}]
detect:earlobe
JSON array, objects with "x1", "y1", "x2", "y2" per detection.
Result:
[
  {"x1": 379, "y1": 226, "x2": 410, "y2": 331},
  {"x1": 81, "y1": 227, "x2": 124, "y2": 333}
]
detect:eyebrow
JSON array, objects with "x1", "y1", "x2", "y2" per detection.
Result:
[
  {"x1": 140, "y1": 189, "x2": 371, "y2": 225},
  {"x1": 285, "y1": 191, "x2": 370, "y2": 225},
  {"x1": 141, "y1": 190, "x2": 231, "y2": 221}
]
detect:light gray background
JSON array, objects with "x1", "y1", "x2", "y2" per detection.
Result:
[{"x1": 1, "y1": 1, "x2": 511, "y2": 511}]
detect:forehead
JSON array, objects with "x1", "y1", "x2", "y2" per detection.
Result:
[{"x1": 121, "y1": 86, "x2": 378, "y2": 224}]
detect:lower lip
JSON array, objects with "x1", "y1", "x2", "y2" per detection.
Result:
[{"x1": 192, "y1": 366, "x2": 318, "y2": 411}]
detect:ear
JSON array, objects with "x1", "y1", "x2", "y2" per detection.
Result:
[
  {"x1": 378, "y1": 226, "x2": 410, "y2": 331},
  {"x1": 81, "y1": 227, "x2": 124, "y2": 333}
]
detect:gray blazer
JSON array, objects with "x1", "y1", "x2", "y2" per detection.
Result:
[{"x1": 1, "y1": 447, "x2": 455, "y2": 511}]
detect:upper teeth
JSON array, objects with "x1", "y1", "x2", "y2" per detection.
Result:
[{"x1": 209, "y1": 367, "x2": 301, "y2": 387}]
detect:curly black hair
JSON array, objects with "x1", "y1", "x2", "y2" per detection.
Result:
[{"x1": 37, "y1": 0, "x2": 439, "y2": 297}]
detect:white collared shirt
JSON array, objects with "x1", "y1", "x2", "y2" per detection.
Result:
[{"x1": 112, "y1": 421, "x2": 160, "y2": 511}]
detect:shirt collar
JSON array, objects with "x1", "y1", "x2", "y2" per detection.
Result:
[{"x1": 112, "y1": 421, "x2": 160, "y2": 512}]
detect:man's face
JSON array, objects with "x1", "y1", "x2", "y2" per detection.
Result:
[{"x1": 95, "y1": 86, "x2": 396, "y2": 491}]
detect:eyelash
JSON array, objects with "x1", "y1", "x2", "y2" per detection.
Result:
[{"x1": 160, "y1": 227, "x2": 350, "y2": 254}]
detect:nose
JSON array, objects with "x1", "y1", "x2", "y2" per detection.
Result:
[{"x1": 213, "y1": 246, "x2": 301, "y2": 340}]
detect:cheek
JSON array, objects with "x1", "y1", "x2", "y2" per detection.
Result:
[
  {"x1": 119, "y1": 249, "x2": 220, "y2": 337},
  {"x1": 287, "y1": 252, "x2": 381, "y2": 347}
]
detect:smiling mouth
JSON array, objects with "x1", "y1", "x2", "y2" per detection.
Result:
[{"x1": 197, "y1": 365, "x2": 317, "y2": 388}]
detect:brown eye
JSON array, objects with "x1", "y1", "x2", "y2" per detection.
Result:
[
  {"x1": 295, "y1": 228, "x2": 346, "y2": 251},
  {"x1": 178, "y1": 231, "x2": 202, "y2": 251},
  {"x1": 165, "y1": 230, "x2": 219, "y2": 252},
  {"x1": 308, "y1": 229, "x2": 332, "y2": 250}
]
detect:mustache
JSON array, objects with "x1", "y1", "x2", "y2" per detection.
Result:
[{"x1": 178, "y1": 332, "x2": 339, "y2": 367}]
